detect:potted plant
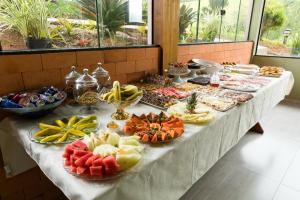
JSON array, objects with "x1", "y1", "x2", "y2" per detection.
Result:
[{"x1": 0, "y1": 0, "x2": 52, "y2": 49}]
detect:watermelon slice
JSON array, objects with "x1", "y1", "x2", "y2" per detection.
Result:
[
  {"x1": 70, "y1": 166, "x2": 77, "y2": 173},
  {"x1": 85, "y1": 155, "x2": 100, "y2": 167},
  {"x1": 90, "y1": 166, "x2": 103, "y2": 177},
  {"x1": 76, "y1": 166, "x2": 88, "y2": 175},
  {"x1": 73, "y1": 150, "x2": 89, "y2": 157},
  {"x1": 63, "y1": 152, "x2": 70, "y2": 159},
  {"x1": 72, "y1": 140, "x2": 87, "y2": 150},
  {"x1": 103, "y1": 156, "x2": 120, "y2": 176},
  {"x1": 75, "y1": 152, "x2": 93, "y2": 167},
  {"x1": 92, "y1": 157, "x2": 103, "y2": 167},
  {"x1": 64, "y1": 159, "x2": 71, "y2": 167},
  {"x1": 65, "y1": 145, "x2": 74, "y2": 154}
]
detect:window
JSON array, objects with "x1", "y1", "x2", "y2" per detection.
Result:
[
  {"x1": 179, "y1": 0, "x2": 252, "y2": 43},
  {"x1": 0, "y1": 0, "x2": 151, "y2": 51},
  {"x1": 257, "y1": 0, "x2": 300, "y2": 57}
]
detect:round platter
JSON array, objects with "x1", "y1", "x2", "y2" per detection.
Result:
[{"x1": 29, "y1": 116, "x2": 99, "y2": 145}]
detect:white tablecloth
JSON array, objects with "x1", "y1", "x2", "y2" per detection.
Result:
[{"x1": 0, "y1": 72, "x2": 294, "y2": 200}]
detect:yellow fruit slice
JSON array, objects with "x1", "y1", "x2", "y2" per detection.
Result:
[
  {"x1": 68, "y1": 129, "x2": 86, "y2": 137},
  {"x1": 38, "y1": 123, "x2": 61, "y2": 131},
  {"x1": 40, "y1": 134, "x2": 64, "y2": 143},
  {"x1": 55, "y1": 120, "x2": 65, "y2": 128},
  {"x1": 67, "y1": 116, "x2": 77, "y2": 127},
  {"x1": 56, "y1": 132, "x2": 69, "y2": 143},
  {"x1": 34, "y1": 128, "x2": 51, "y2": 138}
]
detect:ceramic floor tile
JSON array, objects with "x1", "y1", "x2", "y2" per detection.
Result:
[
  {"x1": 273, "y1": 185, "x2": 300, "y2": 200},
  {"x1": 180, "y1": 159, "x2": 280, "y2": 200},
  {"x1": 222, "y1": 133, "x2": 300, "y2": 181},
  {"x1": 282, "y1": 150, "x2": 300, "y2": 191}
]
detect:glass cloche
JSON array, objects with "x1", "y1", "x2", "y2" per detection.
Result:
[
  {"x1": 74, "y1": 69, "x2": 100, "y2": 112},
  {"x1": 64, "y1": 66, "x2": 81, "y2": 98},
  {"x1": 92, "y1": 63, "x2": 112, "y2": 89}
]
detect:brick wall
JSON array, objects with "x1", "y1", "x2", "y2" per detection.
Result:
[
  {"x1": 177, "y1": 41, "x2": 253, "y2": 64},
  {"x1": 0, "y1": 47, "x2": 160, "y2": 95}
]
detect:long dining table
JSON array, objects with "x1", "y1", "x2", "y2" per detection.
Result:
[{"x1": 0, "y1": 71, "x2": 294, "y2": 200}]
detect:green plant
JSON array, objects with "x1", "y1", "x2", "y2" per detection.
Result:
[
  {"x1": 261, "y1": 2, "x2": 285, "y2": 37},
  {"x1": 0, "y1": 0, "x2": 50, "y2": 39},
  {"x1": 58, "y1": 19, "x2": 74, "y2": 36},
  {"x1": 201, "y1": 19, "x2": 219, "y2": 42},
  {"x1": 48, "y1": 0, "x2": 79, "y2": 18},
  {"x1": 75, "y1": 0, "x2": 128, "y2": 36},
  {"x1": 292, "y1": 34, "x2": 300, "y2": 55},
  {"x1": 179, "y1": 4, "x2": 197, "y2": 40}
]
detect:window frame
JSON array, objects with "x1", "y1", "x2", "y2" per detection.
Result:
[
  {"x1": 178, "y1": 0, "x2": 254, "y2": 45},
  {"x1": 255, "y1": 0, "x2": 300, "y2": 59},
  {"x1": 0, "y1": 0, "x2": 154, "y2": 54}
]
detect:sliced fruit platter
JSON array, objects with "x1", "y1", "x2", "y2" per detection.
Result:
[
  {"x1": 31, "y1": 115, "x2": 98, "y2": 144},
  {"x1": 63, "y1": 130, "x2": 143, "y2": 179},
  {"x1": 140, "y1": 91, "x2": 177, "y2": 110},
  {"x1": 167, "y1": 93, "x2": 215, "y2": 124},
  {"x1": 124, "y1": 112, "x2": 184, "y2": 143}
]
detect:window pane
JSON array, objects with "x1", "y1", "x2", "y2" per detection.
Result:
[
  {"x1": 197, "y1": 0, "x2": 222, "y2": 42},
  {"x1": 257, "y1": 0, "x2": 300, "y2": 57},
  {"x1": 219, "y1": 0, "x2": 240, "y2": 41},
  {"x1": 179, "y1": 0, "x2": 199, "y2": 43},
  {"x1": 98, "y1": 0, "x2": 150, "y2": 47},
  {"x1": 0, "y1": 0, "x2": 151, "y2": 51},
  {"x1": 0, "y1": 0, "x2": 98, "y2": 50},
  {"x1": 235, "y1": 0, "x2": 252, "y2": 41}
]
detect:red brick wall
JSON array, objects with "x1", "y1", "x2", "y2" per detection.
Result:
[
  {"x1": 0, "y1": 47, "x2": 160, "y2": 95},
  {"x1": 177, "y1": 42, "x2": 253, "y2": 64}
]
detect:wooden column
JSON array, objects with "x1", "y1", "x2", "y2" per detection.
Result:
[{"x1": 153, "y1": 0, "x2": 180, "y2": 73}]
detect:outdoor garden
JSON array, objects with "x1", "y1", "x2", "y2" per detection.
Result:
[
  {"x1": 258, "y1": 0, "x2": 300, "y2": 57},
  {"x1": 0, "y1": 0, "x2": 149, "y2": 51}
]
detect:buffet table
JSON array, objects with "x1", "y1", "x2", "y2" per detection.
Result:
[{"x1": 0, "y1": 72, "x2": 294, "y2": 200}]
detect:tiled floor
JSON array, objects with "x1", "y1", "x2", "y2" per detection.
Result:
[{"x1": 181, "y1": 100, "x2": 300, "y2": 200}]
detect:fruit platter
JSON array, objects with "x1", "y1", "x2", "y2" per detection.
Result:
[
  {"x1": 197, "y1": 95, "x2": 237, "y2": 112},
  {"x1": 167, "y1": 93, "x2": 215, "y2": 124},
  {"x1": 63, "y1": 130, "x2": 143, "y2": 179},
  {"x1": 101, "y1": 81, "x2": 143, "y2": 120},
  {"x1": 0, "y1": 86, "x2": 66, "y2": 117},
  {"x1": 153, "y1": 87, "x2": 189, "y2": 100},
  {"x1": 140, "y1": 91, "x2": 177, "y2": 110},
  {"x1": 31, "y1": 115, "x2": 98, "y2": 144},
  {"x1": 124, "y1": 112, "x2": 184, "y2": 143}
]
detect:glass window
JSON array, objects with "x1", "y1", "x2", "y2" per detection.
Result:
[
  {"x1": 179, "y1": 0, "x2": 252, "y2": 43},
  {"x1": 179, "y1": 0, "x2": 199, "y2": 43},
  {"x1": 0, "y1": 0, "x2": 151, "y2": 51},
  {"x1": 257, "y1": 0, "x2": 300, "y2": 57}
]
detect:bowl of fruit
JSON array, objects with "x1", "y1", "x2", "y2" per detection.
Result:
[
  {"x1": 100, "y1": 81, "x2": 143, "y2": 120},
  {"x1": 63, "y1": 130, "x2": 144, "y2": 180},
  {"x1": 30, "y1": 115, "x2": 98, "y2": 144}
]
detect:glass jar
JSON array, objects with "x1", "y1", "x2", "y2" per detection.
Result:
[
  {"x1": 92, "y1": 63, "x2": 112, "y2": 89},
  {"x1": 64, "y1": 66, "x2": 81, "y2": 98},
  {"x1": 74, "y1": 69, "x2": 100, "y2": 109},
  {"x1": 210, "y1": 72, "x2": 220, "y2": 88}
]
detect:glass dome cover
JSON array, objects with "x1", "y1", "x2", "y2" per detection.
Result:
[{"x1": 92, "y1": 63, "x2": 111, "y2": 87}]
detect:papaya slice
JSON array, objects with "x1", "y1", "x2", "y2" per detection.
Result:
[
  {"x1": 161, "y1": 132, "x2": 167, "y2": 141},
  {"x1": 169, "y1": 130, "x2": 175, "y2": 138},
  {"x1": 141, "y1": 134, "x2": 149, "y2": 142},
  {"x1": 151, "y1": 134, "x2": 158, "y2": 143}
]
